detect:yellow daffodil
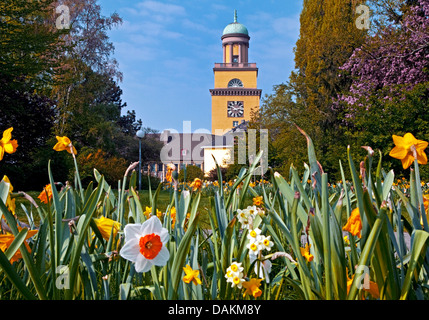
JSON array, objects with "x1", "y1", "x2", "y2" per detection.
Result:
[
  {"x1": 0, "y1": 127, "x2": 18, "y2": 161},
  {"x1": 190, "y1": 178, "x2": 202, "y2": 191},
  {"x1": 2, "y1": 175, "x2": 15, "y2": 214},
  {"x1": 182, "y1": 264, "x2": 202, "y2": 285},
  {"x1": 253, "y1": 196, "x2": 263, "y2": 207},
  {"x1": 343, "y1": 208, "x2": 362, "y2": 238},
  {"x1": 169, "y1": 206, "x2": 177, "y2": 228},
  {"x1": 53, "y1": 136, "x2": 77, "y2": 155},
  {"x1": 143, "y1": 206, "x2": 162, "y2": 220},
  {"x1": 389, "y1": 133, "x2": 428, "y2": 169},
  {"x1": 300, "y1": 243, "x2": 314, "y2": 262},
  {"x1": 0, "y1": 227, "x2": 38, "y2": 263},
  {"x1": 242, "y1": 278, "x2": 263, "y2": 298},
  {"x1": 165, "y1": 163, "x2": 175, "y2": 182},
  {"x1": 38, "y1": 184, "x2": 53, "y2": 204},
  {"x1": 93, "y1": 216, "x2": 121, "y2": 241}
]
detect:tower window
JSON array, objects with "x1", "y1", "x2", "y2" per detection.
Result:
[
  {"x1": 233, "y1": 121, "x2": 239, "y2": 127},
  {"x1": 228, "y1": 78, "x2": 243, "y2": 88}
]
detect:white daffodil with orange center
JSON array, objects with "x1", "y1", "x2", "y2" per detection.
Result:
[{"x1": 119, "y1": 216, "x2": 170, "y2": 273}]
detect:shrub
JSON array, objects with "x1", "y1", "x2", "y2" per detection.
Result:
[{"x1": 178, "y1": 164, "x2": 204, "y2": 182}]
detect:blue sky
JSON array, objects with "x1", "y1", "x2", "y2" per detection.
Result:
[{"x1": 98, "y1": 0, "x2": 303, "y2": 133}]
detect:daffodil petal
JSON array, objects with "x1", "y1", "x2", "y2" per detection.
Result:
[
  {"x1": 1, "y1": 127, "x2": 13, "y2": 143},
  {"x1": 141, "y1": 216, "x2": 162, "y2": 236},
  {"x1": 402, "y1": 155, "x2": 415, "y2": 169},
  {"x1": 123, "y1": 224, "x2": 143, "y2": 242},
  {"x1": 389, "y1": 146, "x2": 407, "y2": 160},
  {"x1": 135, "y1": 254, "x2": 153, "y2": 273},
  {"x1": 4, "y1": 141, "x2": 16, "y2": 154},
  {"x1": 392, "y1": 134, "x2": 405, "y2": 146},
  {"x1": 417, "y1": 150, "x2": 428, "y2": 165},
  {"x1": 119, "y1": 238, "x2": 140, "y2": 262},
  {"x1": 152, "y1": 246, "x2": 170, "y2": 266},
  {"x1": 53, "y1": 142, "x2": 66, "y2": 152},
  {"x1": 416, "y1": 140, "x2": 429, "y2": 151}
]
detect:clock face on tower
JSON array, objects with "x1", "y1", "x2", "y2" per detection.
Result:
[{"x1": 227, "y1": 101, "x2": 244, "y2": 118}]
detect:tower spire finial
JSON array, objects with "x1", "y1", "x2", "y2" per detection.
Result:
[{"x1": 234, "y1": 9, "x2": 237, "y2": 23}]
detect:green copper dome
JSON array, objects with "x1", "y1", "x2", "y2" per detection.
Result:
[{"x1": 222, "y1": 10, "x2": 248, "y2": 36}]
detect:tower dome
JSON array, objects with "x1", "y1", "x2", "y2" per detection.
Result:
[{"x1": 222, "y1": 10, "x2": 248, "y2": 36}]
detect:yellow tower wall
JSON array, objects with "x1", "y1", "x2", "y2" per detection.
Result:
[
  {"x1": 213, "y1": 70, "x2": 258, "y2": 88},
  {"x1": 211, "y1": 94, "x2": 260, "y2": 133}
]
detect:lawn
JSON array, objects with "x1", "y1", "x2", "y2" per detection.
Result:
[{"x1": 12, "y1": 187, "x2": 246, "y2": 230}]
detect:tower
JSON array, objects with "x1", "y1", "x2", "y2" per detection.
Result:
[{"x1": 210, "y1": 10, "x2": 262, "y2": 134}]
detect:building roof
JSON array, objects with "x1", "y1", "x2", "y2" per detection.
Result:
[{"x1": 222, "y1": 10, "x2": 248, "y2": 36}]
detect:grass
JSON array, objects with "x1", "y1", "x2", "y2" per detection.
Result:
[{"x1": 12, "y1": 187, "x2": 255, "y2": 230}]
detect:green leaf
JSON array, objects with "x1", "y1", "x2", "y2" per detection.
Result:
[
  {"x1": 169, "y1": 213, "x2": 200, "y2": 299},
  {"x1": 400, "y1": 230, "x2": 429, "y2": 300},
  {"x1": 0, "y1": 248, "x2": 37, "y2": 300},
  {"x1": 4, "y1": 228, "x2": 28, "y2": 261}
]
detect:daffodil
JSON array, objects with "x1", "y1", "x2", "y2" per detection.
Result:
[
  {"x1": 236, "y1": 206, "x2": 258, "y2": 229},
  {"x1": 119, "y1": 216, "x2": 170, "y2": 273},
  {"x1": 247, "y1": 241, "x2": 262, "y2": 255},
  {"x1": 247, "y1": 228, "x2": 262, "y2": 242},
  {"x1": 389, "y1": 133, "x2": 428, "y2": 169},
  {"x1": 343, "y1": 208, "x2": 362, "y2": 238},
  {"x1": 182, "y1": 264, "x2": 202, "y2": 285},
  {"x1": 37, "y1": 184, "x2": 53, "y2": 204},
  {"x1": 242, "y1": 278, "x2": 263, "y2": 298},
  {"x1": 169, "y1": 206, "x2": 177, "y2": 228},
  {"x1": 143, "y1": 206, "x2": 162, "y2": 220},
  {"x1": 165, "y1": 163, "x2": 175, "y2": 182},
  {"x1": 53, "y1": 136, "x2": 77, "y2": 155},
  {"x1": 225, "y1": 262, "x2": 245, "y2": 289},
  {"x1": 253, "y1": 196, "x2": 263, "y2": 206},
  {"x1": 93, "y1": 216, "x2": 121, "y2": 241},
  {"x1": 300, "y1": 243, "x2": 314, "y2": 262},
  {"x1": 2, "y1": 175, "x2": 15, "y2": 214},
  {"x1": 0, "y1": 127, "x2": 18, "y2": 161},
  {"x1": 259, "y1": 235, "x2": 274, "y2": 252},
  {"x1": 0, "y1": 227, "x2": 38, "y2": 263},
  {"x1": 189, "y1": 178, "x2": 202, "y2": 191}
]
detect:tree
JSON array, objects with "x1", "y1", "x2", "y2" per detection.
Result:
[
  {"x1": 0, "y1": 0, "x2": 67, "y2": 92},
  {"x1": 338, "y1": 0, "x2": 429, "y2": 178},
  {"x1": 253, "y1": 0, "x2": 367, "y2": 179}
]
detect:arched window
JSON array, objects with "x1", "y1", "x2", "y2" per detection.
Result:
[{"x1": 228, "y1": 78, "x2": 243, "y2": 88}]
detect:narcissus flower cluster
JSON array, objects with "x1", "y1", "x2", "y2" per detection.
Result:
[
  {"x1": 225, "y1": 262, "x2": 245, "y2": 289},
  {"x1": 236, "y1": 206, "x2": 259, "y2": 229}
]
